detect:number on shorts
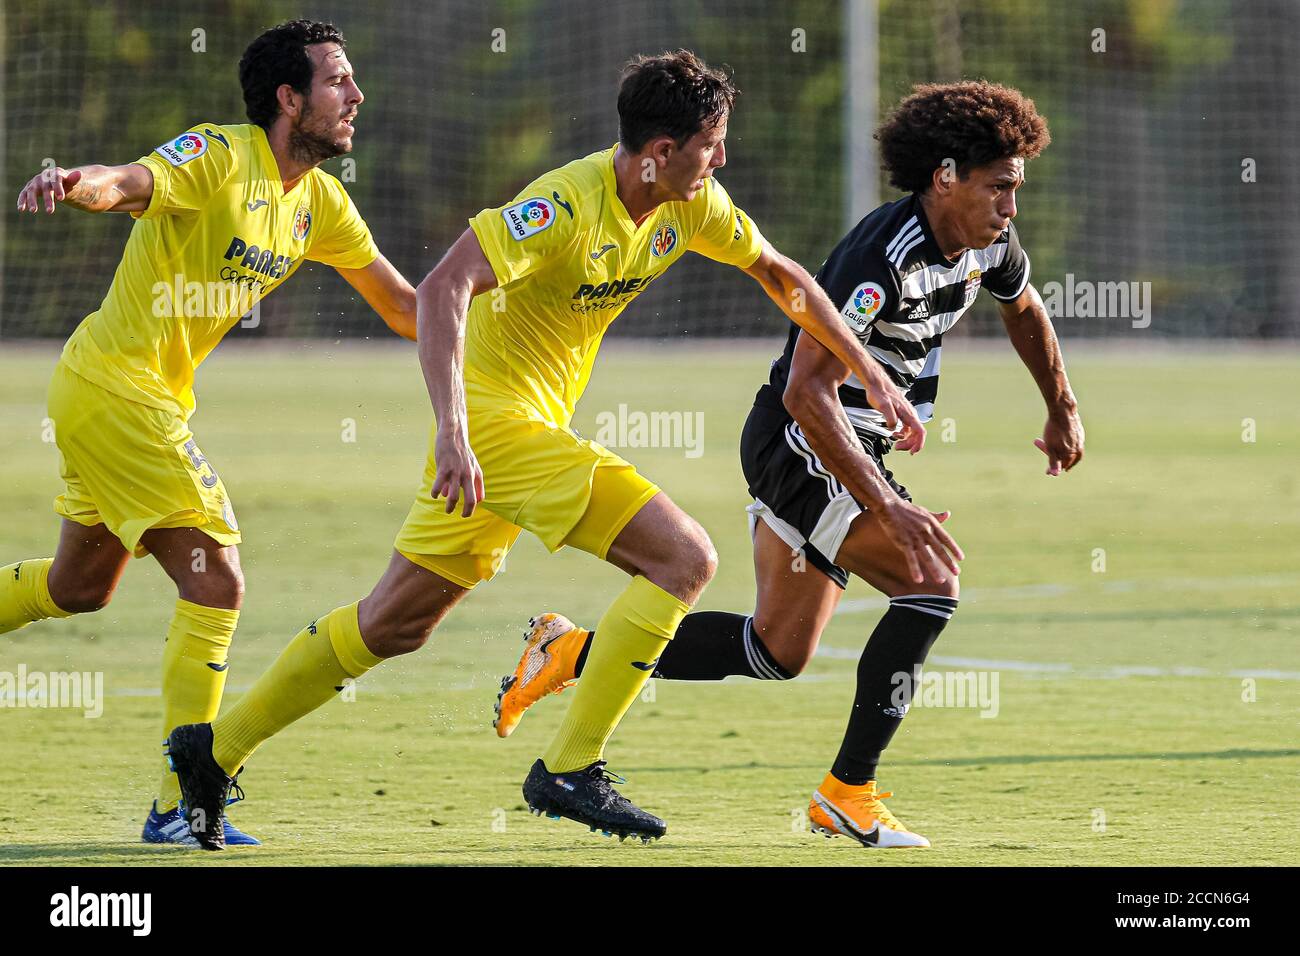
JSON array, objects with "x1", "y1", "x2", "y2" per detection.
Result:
[{"x1": 183, "y1": 439, "x2": 220, "y2": 488}]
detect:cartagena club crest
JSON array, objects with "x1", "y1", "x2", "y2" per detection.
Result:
[
  {"x1": 293, "y1": 204, "x2": 312, "y2": 241},
  {"x1": 651, "y1": 223, "x2": 678, "y2": 258}
]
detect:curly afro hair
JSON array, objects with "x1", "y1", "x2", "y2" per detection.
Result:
[
  {"x1": 240, "y1": 20, "x2": 346, "y2": 129},
  {"x1": 876, "y1": 80, "x2": 1050, "y2": 195}
]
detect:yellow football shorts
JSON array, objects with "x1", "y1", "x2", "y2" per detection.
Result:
[
  {"x1": 395, "y1": 384, "x2": 659, "y2": 589},
  {"x1": 46, "y1": 361, "x2": 241, "y2": 557}
]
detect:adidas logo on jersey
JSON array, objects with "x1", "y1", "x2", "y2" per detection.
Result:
[{"x1": 907, "y1": 300, "x2": 930, "y2": 320}]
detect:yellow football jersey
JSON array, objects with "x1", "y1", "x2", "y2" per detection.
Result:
[
  {"x1": 466, "y1": 144, "x2": 764, "y2": 425},
  {"x1": 60, "y1": 122, "x2": 379, "y2": 417}
]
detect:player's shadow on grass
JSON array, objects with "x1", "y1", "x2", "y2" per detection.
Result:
[{"x1": 627, "y1": 747, "x2": 1300, "y2": 773}]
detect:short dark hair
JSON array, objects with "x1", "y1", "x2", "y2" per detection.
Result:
[
  {"x1": 240, "y1": 20, "x2": 346, "y2": 129},
  {"x1": 617, "y1": 50, "x2": 738, "y2": 152},
  {"x1": 876, "y1": 80, "x2": 1050, "y2": 194}
]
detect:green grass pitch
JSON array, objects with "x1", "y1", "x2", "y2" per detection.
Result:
[{"x1": 0, "y1": 340, "x2": 1296, "y2": 866}]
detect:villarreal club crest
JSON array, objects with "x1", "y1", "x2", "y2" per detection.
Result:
[
  {"x1": 293, "y1": 203, "x2": 312, "y2": 242},
  {"x1": 650, "y1": 223, "x2": 678, "y2": 258}
]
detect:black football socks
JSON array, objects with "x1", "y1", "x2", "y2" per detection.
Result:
[
  {"x1": 574, "y1": 611, "x2": 793, "y2": 681},
  {"x1": 574, "y1": 596, "x2": 956, "y2": 784},
  {"x1": 830, "y1": 595, "x2": 958, "y2": 785}
]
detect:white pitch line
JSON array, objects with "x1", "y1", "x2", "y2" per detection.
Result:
[
  {"x1": 812, "y1": 649, "x2": 1300, "y2": 681},
  {"x1": 835, "y1": 573, "x2": 1300, "y2": 615}
]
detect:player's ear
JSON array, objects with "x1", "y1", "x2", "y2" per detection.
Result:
[
  {"x1": 648, "y1": 136, "x2": 675, "y2": 172},
  {"x1": 276, "y1": 83, "x2": 303, "y2": 120},
  {"x1": 930, "y1": 163, "x2": 954, "y2": 197}
]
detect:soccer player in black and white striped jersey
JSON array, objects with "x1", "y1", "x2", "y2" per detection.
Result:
[{"x1": 499, "y1": 81, "x2": 1085, "y2": 847}]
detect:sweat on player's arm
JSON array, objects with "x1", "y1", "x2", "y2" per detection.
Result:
[
  {"x1": 412, "y1": 227, "x2": 498, "y2": 516},
  {"x1": 782, "y1": 330, "x2": 963, "y2": 584},
  {"x1": 16, "y1": 162, "x2": 153, "y2": 214},
  {"x1": 995, "y1": 282, "x2": 1085, "y2": 475},
  {"x1": 741, "y1": 239, "x2": 926, "y2": 452}
]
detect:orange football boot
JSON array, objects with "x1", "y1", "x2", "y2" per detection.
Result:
[
  {"x1": 493, "y1": 613, "x2": 587, "y2": 738},
  {"x1": 808, "y1": 773, "x2": 931, "y2": 848}
]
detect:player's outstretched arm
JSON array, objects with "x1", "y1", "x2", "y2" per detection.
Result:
[
  {"x1": 996, "y1": 284, "x2": 1085, "y2": 475},
  {"x1": 415, "y1": 227, "x2": 499, "y2": 517},
  {"x1": 15, "y1": 163, "x2": 152, "y2": 214},
  {"x1": 743, "y1": 240, "x2": 926, "y2": 453},
  {"x1": 784, "y1": 332, "x2": 964, "y2": 585},
  {"x1": 336, "y1": 254, "x2": 418, "y2": 341}
]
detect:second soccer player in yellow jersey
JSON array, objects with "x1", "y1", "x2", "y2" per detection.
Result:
[
  {"x1": 3, "y1": 20, "x2": 419, "y2": 847},
  {"x1": 169, "y1": 50, "x2": 927, "y2": 846}
]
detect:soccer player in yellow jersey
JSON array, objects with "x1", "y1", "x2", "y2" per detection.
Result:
[
  {"x1": 168, "y1": 50, "x2": 925, "y2": 848},
  {"x1": 2, "y1": 21, "x2": 418, "y2": 846}
]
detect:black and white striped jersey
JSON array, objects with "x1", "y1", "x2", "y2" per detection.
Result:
[{"x1": 765, "y1": 194, "x2": 1031, "y2": 440}]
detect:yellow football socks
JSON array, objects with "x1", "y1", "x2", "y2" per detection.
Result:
[
  {"x1": 210, "y1": 602, "x2": 382, "y2": 776},
  {"x1": 542, "y1": 575, "x2": 689, "y2": 773},
  {"x1": 0, "y1": 558, "x2": 72, "y2": 634},
  {"x1": 156, "y1": 599, "x2": 239, "y2": 811}
]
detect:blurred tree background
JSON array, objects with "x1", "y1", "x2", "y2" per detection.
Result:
[{"x1": 2, "y1": 0, "x2": 1296, "y2": 340}]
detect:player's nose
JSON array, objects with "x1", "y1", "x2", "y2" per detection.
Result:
[
  {"x1": 1000, "y1": 191, "x2": 1017, "y2": 220},
  {"x1": 713, "y1": 141, "x2": 726, "y2": 169},
  {"x1": 349, "y1": 80, "x2": 364, "y2": 107}
]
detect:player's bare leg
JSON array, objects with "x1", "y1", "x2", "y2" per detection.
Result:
[
  {"x1": 600, "y1": 493, "x2": 717, "y2": 601},
  {"x1": 837, "y1": 511, "x2": 960, "y2": 600},
  {"x1": 356, "y1": 550, "x2": 473, "y2": 657},
  {"x1": 747, "y1": 520, "x2": 843, "y2": 674},
  {"x1": 2, "y1": 520, "x2": 129, "y2": 635},
  {"x1": 47, "y1": 519, "x2": 132, "y2": 613},
  {"x1": 142, "y1": 527, "x2": 245, "y2": 610}
]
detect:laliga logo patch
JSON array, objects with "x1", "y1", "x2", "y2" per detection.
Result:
[
  {"x1": 155, "y1": 131, "x2": 208, "y2": 167},
  {"x1": 650, "y1": 223, "x2": 678, "y2": 258},
  {"x1": 174, "y1": 133, "x2": 206, "y2": 157},
  {"x1": 502, "y1": 197, "x2": 555, "y2": 240},
  {"x1": 964, "y1": 268, "x2": 982, "y2": 306},
  {"x1": 841, "y1": 281, "x2": 885, "y2": 333},
  {"x1": 293, "y1": 204, "x2": 312, "y2": 241}
]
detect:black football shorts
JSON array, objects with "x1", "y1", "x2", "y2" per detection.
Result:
[{"x1": 739, "y1": 394, "x2": 909, "y2": 589}]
